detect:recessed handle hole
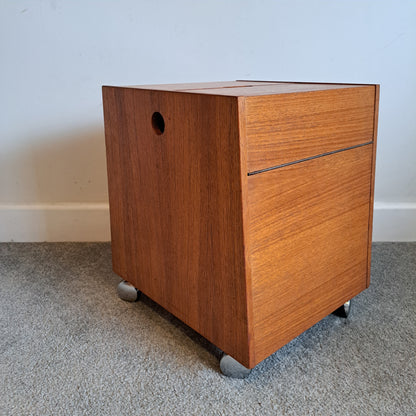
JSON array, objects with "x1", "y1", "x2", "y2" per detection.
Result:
[{"x1": 152, "y1": 112, "x2": 165, "y2": 135}]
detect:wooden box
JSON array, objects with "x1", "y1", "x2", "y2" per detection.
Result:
[{"x1": 102, "y1": 81, "x2": 379, "y2": 371}]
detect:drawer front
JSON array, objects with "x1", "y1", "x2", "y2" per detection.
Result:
[
  {"x1": 247, "y1": 144, "x2": 373, "y2": 365},
  {"x1": 245, "y1": 86, "x2": 375, "y2": 173}
]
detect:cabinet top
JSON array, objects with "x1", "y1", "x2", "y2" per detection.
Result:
[{"x1": 113, "y1": 80, "x2": 374, "y2": 97}]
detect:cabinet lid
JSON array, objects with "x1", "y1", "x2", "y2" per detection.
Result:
[{"x1": 121, "y1": 80, "x2": 373, "y2": 97}]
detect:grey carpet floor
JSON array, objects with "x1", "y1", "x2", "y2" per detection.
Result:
[{"x1": 0, "y1": 243, "x2": 415, "y2": 416}]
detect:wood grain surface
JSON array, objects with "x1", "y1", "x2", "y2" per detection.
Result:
[
  {"x1": 103, "y1": 81, "x2": 378, "y2": 370},
  {"x1": 127, "y1": 81, "x2": 363, "y2": 96},
  {"x1": 366, "y1": 85, "x2": 380, "y2": 286},
  {"x1": 183, "y1": 83, "x2": 361, "y2": 97},
  {"x1": 126, "y1": 81, "x2": 278, "y2": 92},
  {"x1": 103, "y1": 87, "x2": 251, "y2": 366},
  {"x1": 245, "y1": 86, "x2": 375, "y2": 172},
  {"x1": 247, "y1": 145, "x2": 373, "y2": 365}
]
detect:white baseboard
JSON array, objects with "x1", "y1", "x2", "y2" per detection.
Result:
[
  {"x1": 372, "y1": 202, "x2": 416, "y2": 242},
  {"x1": 0, "y1": 202, "x2": 415, "y2": 242},
  {"x1": 0, "y1": 203, "x2": 110, "y2": 242}
]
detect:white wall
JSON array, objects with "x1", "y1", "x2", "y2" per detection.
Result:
[{"x1": 1, "y1": 0, "x2": 415, "y2": 241}]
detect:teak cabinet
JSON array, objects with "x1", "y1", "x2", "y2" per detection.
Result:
[{"x1": 102, "y1": 81, "x2": 379, "y2": 375}]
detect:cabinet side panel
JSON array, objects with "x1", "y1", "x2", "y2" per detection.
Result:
[
  {"x1": 248, "y1": 145, "x2": 373, "y2": 365},
  {"x1": 102, "y1": 87, "x2": 128, "y2": 277},
  {"x1": 102, "y1": 88, "x2": 250, "y2": 366},
  {"x1": 367, "y1": 85, "x2": 380, "y2": 287}
]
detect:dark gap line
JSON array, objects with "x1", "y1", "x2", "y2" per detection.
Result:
[
  {"x1": 247, "y1": 141, "x2": 373, "y2": 176},
  {"x1": 236, "y1": 79, "x2": 372, "y2": 87}
]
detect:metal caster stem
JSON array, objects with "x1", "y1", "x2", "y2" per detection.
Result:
[
  {"x1": 220, "y1": 354, "x2": 252, "y2": 379},
  {"x1": 117, "y1": 280, "x2": 141, "y2": 302},
  {"x1": 333, "y1": 299, "x2": 351, "y2": 318}
]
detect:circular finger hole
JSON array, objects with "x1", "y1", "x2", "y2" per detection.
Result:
[{"x1": 152, "y1": 112, "x2": 165, "y2": 135}]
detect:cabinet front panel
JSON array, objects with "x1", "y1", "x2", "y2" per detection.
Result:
[
  {"x1": 245, "y1": 86, "x2": 375, "y2": 173},
  {"x1": 247, "y1": 144, "x2": 373, "y2": 365}
]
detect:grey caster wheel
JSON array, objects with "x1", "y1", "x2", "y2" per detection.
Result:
[
  {"x1": 220, "y1": 354, "x2": 252, "y2": 379},
  {"x1": 333, "y1": 299, "x2": 351, "y2": 318},
  {"x1": 117, "y1": 280, "x2": 141, "y2": 302}
]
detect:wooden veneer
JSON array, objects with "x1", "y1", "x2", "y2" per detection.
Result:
[{"x1": 103, "y1": 81, "x2": 379, "y2": 369}]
